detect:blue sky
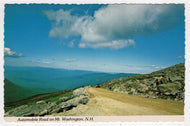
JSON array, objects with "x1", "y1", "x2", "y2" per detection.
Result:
[{"x1": 4, "y1": 4, "x2": 185, "y2": 74}]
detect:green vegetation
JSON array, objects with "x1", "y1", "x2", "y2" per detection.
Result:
[
  {"x1": 4, "y1": 89, "x2": 73, "y2": 112},
  {"x1": 4, "y1": 87, "x2": 89, "y2": 117},
  {"x1": 4, "y1": 78, "x2": 40, "y2": 103}
]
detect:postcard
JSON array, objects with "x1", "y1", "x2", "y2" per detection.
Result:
[{"x1": 0, "y1": 0, "x2": 190, "y2": 126}]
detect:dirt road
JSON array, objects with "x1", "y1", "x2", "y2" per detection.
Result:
[{"x1": 52, "y1": 87, "x2": 184, "y2": 116}]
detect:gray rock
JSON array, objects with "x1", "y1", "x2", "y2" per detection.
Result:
[
  {"x1": 39, "y1": 109, "x2": 48, "y2": 116},
  {"x1": 59, "y1": 96, "x2": 69, "y2": 101},
  {"x1": 59, "y1": 95, "x2": 89, "y2": 111},
  {"x1": 73, "y1": 87, "x2": 87, "y2": 97},
  {"x1": 164, "y1": 92, "x2": 171, "y2": 95},
  {"x1": 50, "y1": 108, "x2": 62, "y2": 114},
  {"x1": 36, "y1": 100, "x2": 46, "y2": 104},
  {"x1": 158, "y1": 83, "x2": 181, "y2": 94}
]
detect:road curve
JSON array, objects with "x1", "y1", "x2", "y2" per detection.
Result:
[{"x1": 51, "y1": 87, "x2": 184, "y2": 116}]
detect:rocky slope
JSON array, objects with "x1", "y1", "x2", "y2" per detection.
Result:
[
  {"x1": 96, "y1": 63, "x2": 185, "y2": 101},
  {"x1": 5, "y1": 87, "x2": 90, "y2": 117}
]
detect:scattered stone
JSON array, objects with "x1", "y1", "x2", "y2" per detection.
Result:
[
  {"x1": 36, "y1": 100, "x2": 46, "y2": 104},
  {"x1": 73, "y1": 87, "x2": 88, "y2": 97},
  {"x1": 98, "y1": 63, "x2": 184, "y2": 101},
  {"x1": 5, "y1": 86, "x2": 90, "y2": 117},
  {"x1": 59, "y1": 97, "x2": 69, "y2": 101},
  {"x1": 39, "y1": 109, "x2": 48, "y2": 116}
]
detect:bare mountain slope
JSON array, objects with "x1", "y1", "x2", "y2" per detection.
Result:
[{"x1": 96, "y1": 63, "x2": 185, "y2": 101}]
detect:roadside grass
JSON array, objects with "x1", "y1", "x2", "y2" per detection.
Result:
[{"x1": 4, "y1": 89, "x2": 73, "y2": 112}]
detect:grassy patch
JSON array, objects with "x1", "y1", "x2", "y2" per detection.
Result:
[{"x1": 4, "y1": 89, "x2": 73, "y2": 112}]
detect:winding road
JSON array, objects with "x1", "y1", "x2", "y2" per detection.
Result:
[{"x1": 52, "y1": 87, "x2": 184, "y2": 116}]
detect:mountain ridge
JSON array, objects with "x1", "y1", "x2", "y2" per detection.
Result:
[
  {"x1": 5, "y1": 66, "x2": 137, "y2": 89},
  {"x1": 96, "y1": 63, "x2": 185, "y2": 101}
]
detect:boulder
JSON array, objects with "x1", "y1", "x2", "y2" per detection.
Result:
[
  {"x1": 59, "y1": 97, "x2": 69, "y2": 101},
  {"x1": 5, "y1": 105, "x2": 28, "y2": 116},
  {"x1": 130, "y1": 88, "x2": 137, "y2": 95},
  {"x1": 137, "y1": 83, "x2": 148, "y2": 93},
  {"x1": 169, "y1": 76, "x2": 183, "y2": 82},
  {"x1": 39, "y1": 109, "x2": 48, "y2": 116},
  {"x1": 73, "y1": 87, "x2": 87, "y2": 97},
  {"x1": 59, "y1": 95, "x2": 89, "y2": 110},
  {"x1": 50, "y1": 107, "x2": 63, "y2": 114},
  {"x1": 158, "y1": 83, "x2": 182, "y2": 95},
  {"x1": 36, "y1": 100, "x2": 46, "y2": 104}
]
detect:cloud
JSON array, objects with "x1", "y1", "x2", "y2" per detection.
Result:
[
  {"x1": 44, "y1": 4, "x2": 184, "y2": 49},
  {"x1": 160, "y1": 66, "x2": 166, "y2": 69},
  {"x1": 4, "y1": 47, "x2": 23, "y2": 57},
  {"x1": 143, "y1": 64, "x2": 166, "y2": 70},
  {"x1": 144, "y1": 64, "x2": 156, "y2": 67},
  {"x1": 79, "y1": 39, "x2": 135, "y2": 49},
  {"x1": 41, "y1": 61, "x2": 51, "y2": 64},
  {"x1": 154, "y1": 66, "x2": 166, "y2": 69},
  {"x1": 44, "y1": 9, "x2": 78, "y2": 38},
  {"x1": 68, "y1": 40, "x2": 75, "y2": 48},
  {"x1": 33, "y1": 60, "x2": 51, "y2": 64},
  {"x1": 176, "y1": 56, "x2": 184, "y2": 59},
  {"x1": 154, "y1": 67, "x2": 160, "y2": 69},
  {"x1": 66, "y1": 58, "x2": 77, "y2": 62}
]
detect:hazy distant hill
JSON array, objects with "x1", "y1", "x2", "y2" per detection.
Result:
[
  {"x1": 4, "y1": 66, "x2": 138, "y2": 90},
  {"x1": 4, "y1": 66, "x2": 94, "y2": 88},
  {"x1": 48, "y1": 73, "x2": 137, "y2": 89}
]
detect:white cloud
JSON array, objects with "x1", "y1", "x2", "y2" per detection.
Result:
[
  {"x1": 44, "y1": 4, "x2": 183, "y2": 49},
  {"x1": 155, "y1": 67, "x2": 160, "y2": 69},
  {"x1": 176, "y1": 56, "x2": 184, "y2": 59},
  {"x1": 44, "y1": 9, "x2": 78, "y2": 38},
  {"x1": 4, "y1": 47, "x2": 23, "y2": 57},
  {"x1": 68, "y1": 40, "x2": 75, "y2": 48},
  {"x1": 41, "y1": 61, "x2": 51, "y2": 64},
  {"x1": 154, "y1": 66, "x2": 166, "y2": 69},
  {"x1": 79, "y1": 39, "x2": 135, "y2": 49},
  {"x1": 66, "y1": 58, "x2": 77, "y2": 62},
  {"x1": 160, "y1": 66, "x2": 166, "y2": 69}
]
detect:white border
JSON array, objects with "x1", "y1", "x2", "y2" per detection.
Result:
[{"x1": 0, "y1": 0, "x2": 189, "y2": 126}]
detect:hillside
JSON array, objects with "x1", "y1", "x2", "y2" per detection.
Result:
[
  {"x1": 4, "y1": 79, "x2": 40, "y2": 103},
  {"x1": 96, "y1": 63, "x2": 185, "y2": 101},
  {"x1": 4, "y1": 63, "x2": 185, "y2": 116}
]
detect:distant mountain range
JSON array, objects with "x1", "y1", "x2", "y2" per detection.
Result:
[{"x1": 4, "y1": 66, "x2": 138, "y2": 103}]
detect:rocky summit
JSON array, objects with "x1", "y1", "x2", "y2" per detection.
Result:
[{"x1": 97, "y1": 63, "x2": 185, "y2": 101}]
